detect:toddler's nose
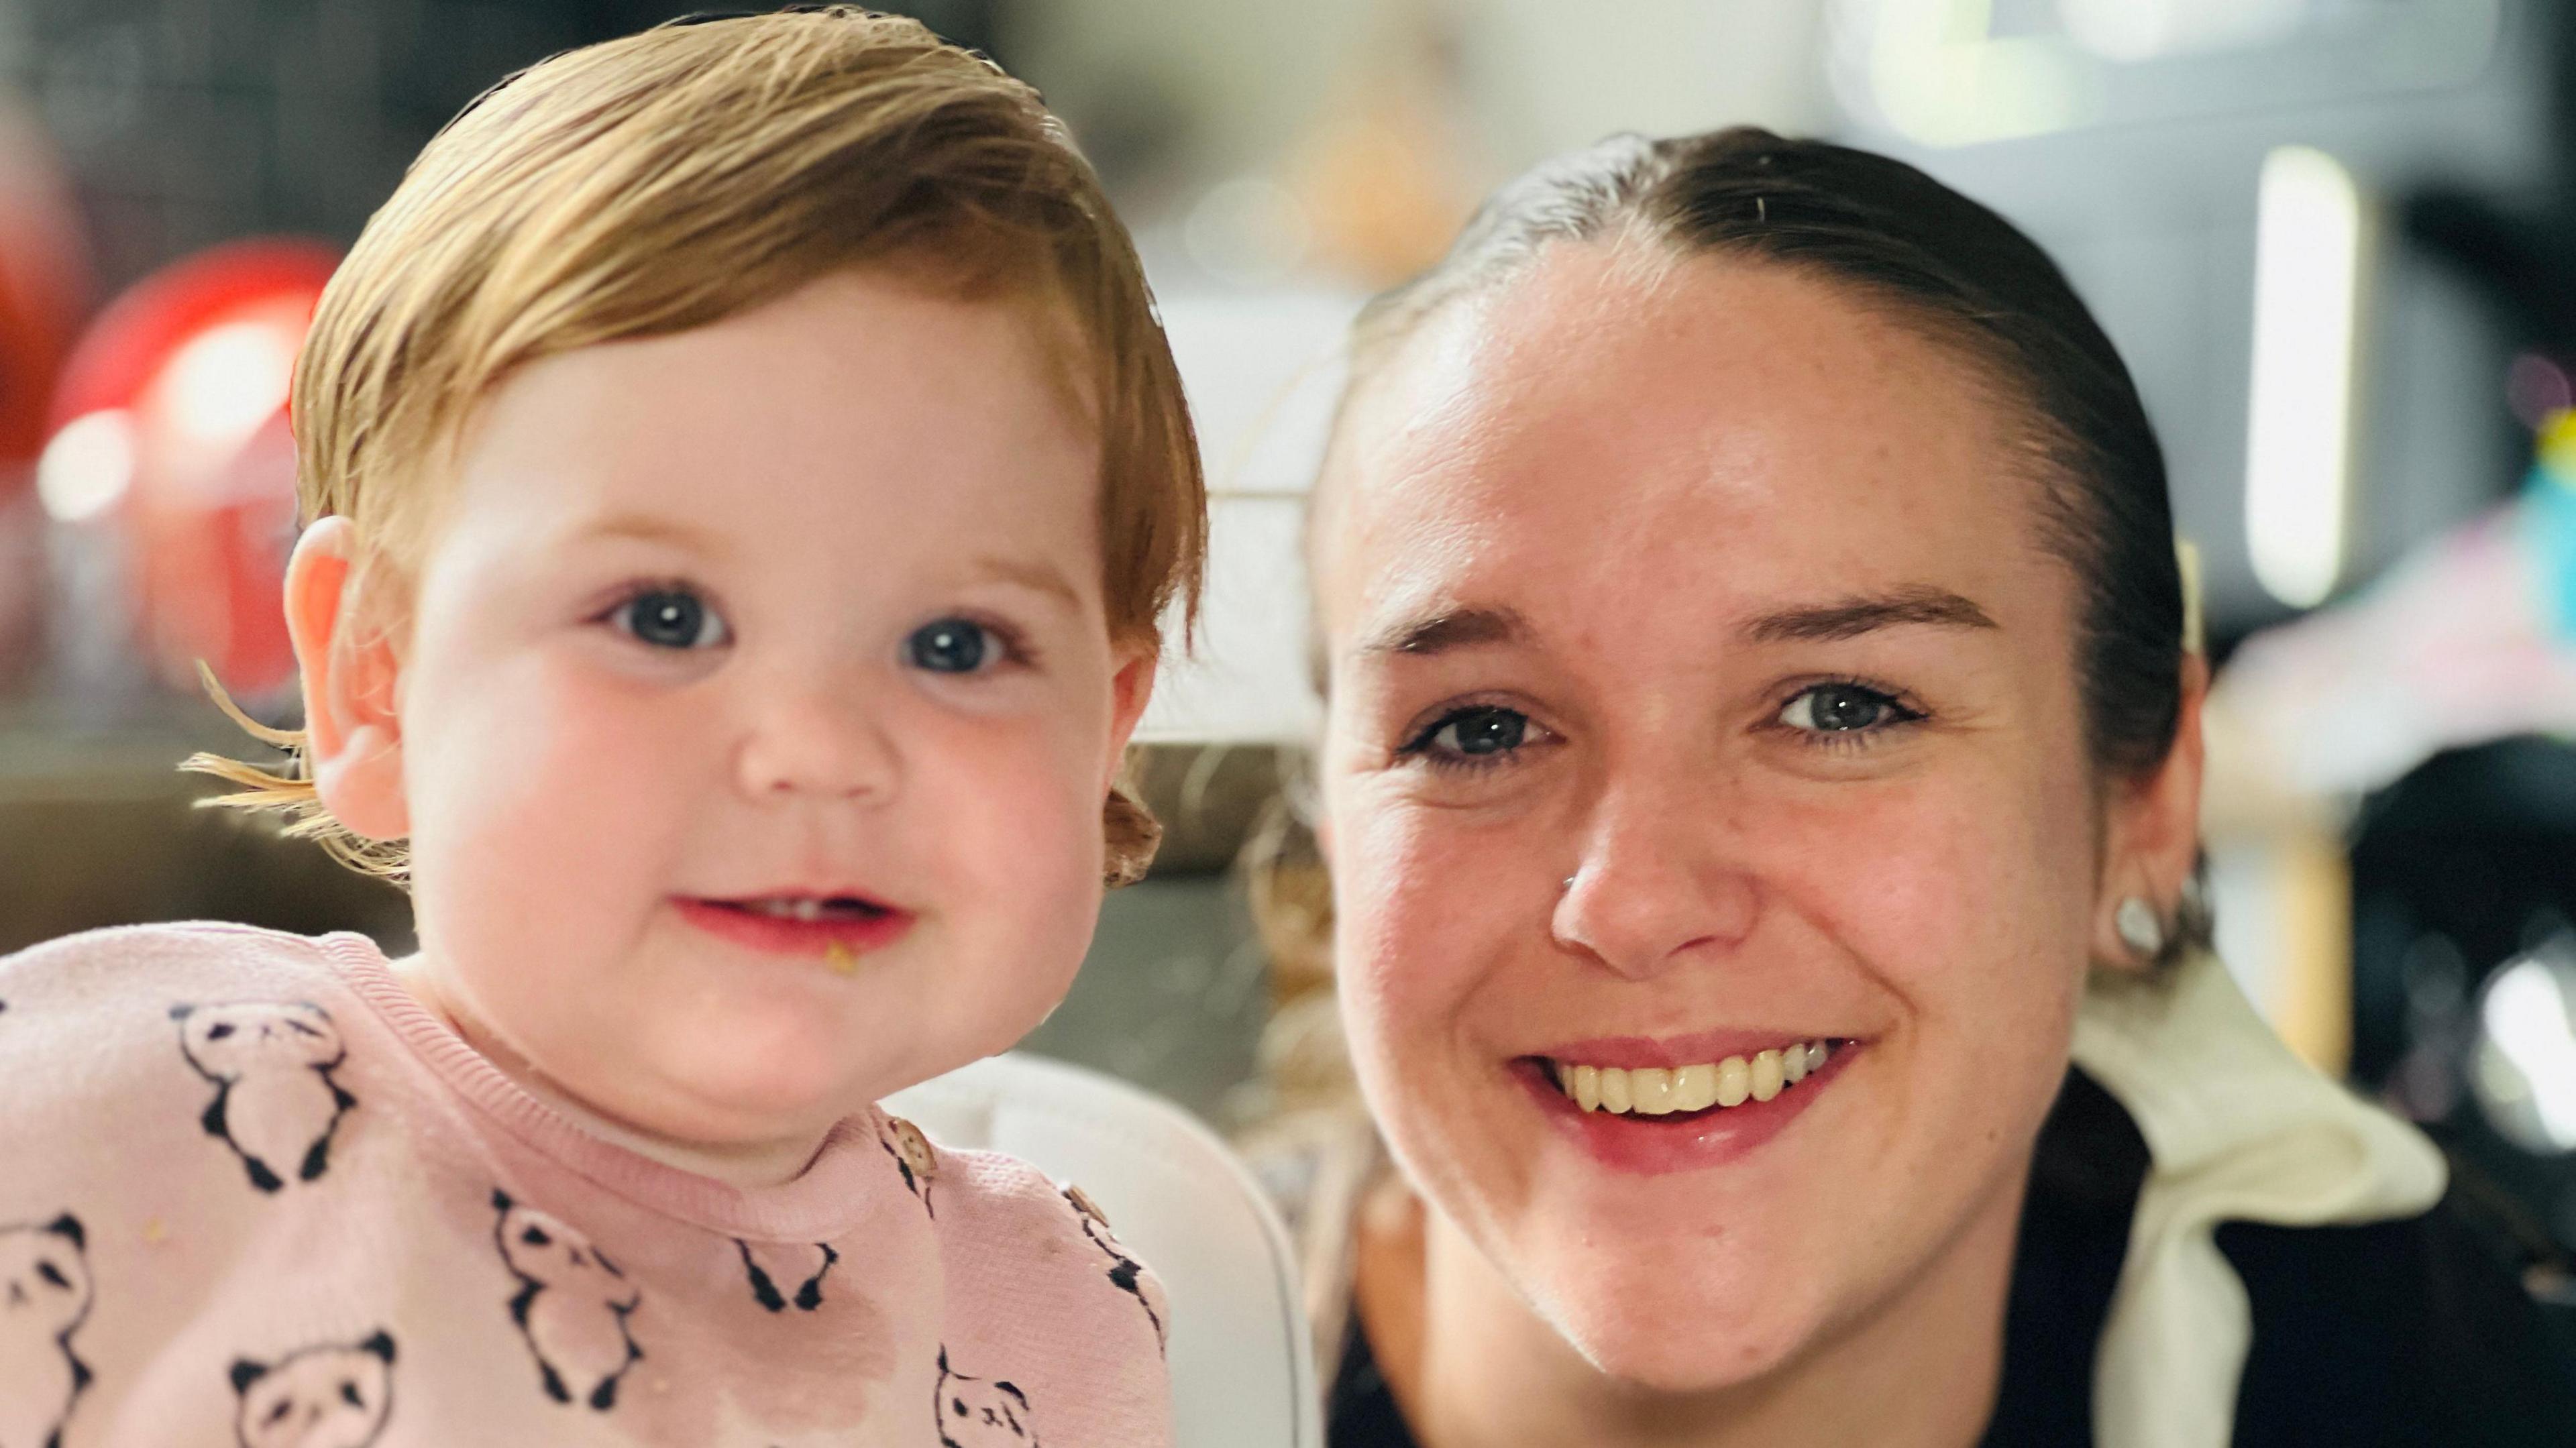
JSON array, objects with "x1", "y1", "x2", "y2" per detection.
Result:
[{"x1": 734, "y1": 684, "x2": 900, "y2": 803}]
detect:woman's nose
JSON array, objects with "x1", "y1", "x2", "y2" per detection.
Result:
[
  {"x1": 731, "y1": 677, "x2": 901, "y2": 803},
  {"x1": 1552, "y1": 781, "x2": 1761, "y2": 979}
]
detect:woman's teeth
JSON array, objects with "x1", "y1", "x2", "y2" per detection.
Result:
[{"x1": 1551, "y1": 1042, "x2": 1833, "y2": 1116}]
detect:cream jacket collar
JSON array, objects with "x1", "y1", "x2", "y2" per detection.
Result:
[{"x1": 2074, "y1": 950, "x2": 2448, "y2": 1448}]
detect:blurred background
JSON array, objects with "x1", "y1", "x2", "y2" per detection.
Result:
[{"x1": 2, "y1": 0, "x2": 2574, "y2": 1293}]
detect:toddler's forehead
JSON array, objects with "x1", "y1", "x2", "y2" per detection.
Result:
[{"x1": 413, "y1": 276, "x2": 1110, "y2": 600}]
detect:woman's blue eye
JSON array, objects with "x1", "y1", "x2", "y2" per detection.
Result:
[
  {"x1": 1779, "y1": 682, "x2": 1911, "y2": 734},
  {"x1": 907, "y1": 618, "x2": 992, "y2": 674},
  {"x1": 615, "y1": 589, "x2": 727, "y2": 650},
  {"x1": 1414, "y1": 706, "x2": 1529, "y2": 760}
]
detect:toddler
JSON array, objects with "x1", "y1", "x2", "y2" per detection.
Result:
[{"x1": 0, "y1": 10, "x2": 1202, "y2": 1445}]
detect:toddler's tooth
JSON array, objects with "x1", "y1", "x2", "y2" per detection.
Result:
[
  {"x1": 1673, "y1": 1062, "x2": 1719, "y2": 1112},
  {"x1": 1782, "y1": 1042, "x2": 1809, "y2": 1084},
  {"x1": 1597, "y1": 1066, "x2": 1633, "y2": 1115},
  {"x1": 1573, "y1": 1064, "x2": 1601, "y2": 1113},
  {"x1": 1807, "y1": 1040, "x2": 1829, "y2": 1072},
  {"x1": 1631, "y1": 1067, "x2": 1675, "y2": 1115},
  {"x1": 1751, "y1": 1049, "x2": 1784, "y2": 1102},
  {"x1": 1715, "y1": 1056, "x2": 1752, "y2": 1108}
]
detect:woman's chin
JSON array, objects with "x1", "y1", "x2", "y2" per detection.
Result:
[
  {"x1": 1522, "y1": 1240, "x2": 1834, "y2": 1394},
  {"x1": 1555, "y1": 1300, "x2": 1816, "y2": 1395}
]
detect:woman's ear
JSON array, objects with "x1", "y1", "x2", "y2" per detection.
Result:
[
  {"x1": 283, "y1": 517, "x2": 409, "y2": 840},
  {"x1": 2095, "y1": 653, "x2": 2209, "y2": 969}
]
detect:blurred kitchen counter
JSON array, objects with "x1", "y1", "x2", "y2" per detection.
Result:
[{"x1": 0, "y1": 700, "x2": 414, "y2": 954}]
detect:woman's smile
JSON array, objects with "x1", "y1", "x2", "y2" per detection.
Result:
[{"x1": 1510, "y1": 1036, "x2": 1862, "y2": 1176}]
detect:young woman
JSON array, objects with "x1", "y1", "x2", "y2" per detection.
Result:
[{"x1": 1252, "y1": 127, "x2": 2576, "y2": 1448}]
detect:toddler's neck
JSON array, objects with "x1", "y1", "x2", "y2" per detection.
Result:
[{"x1": 387, "y1": 952, "x2": 837, "y2": 1189}]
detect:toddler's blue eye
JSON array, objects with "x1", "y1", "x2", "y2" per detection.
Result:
[
  {"x1": 615, "y1": 589, "x2": 728, "y2": 650},
  {"x1": 907, "y1": 618, "x2": 991, "y2": 674}
]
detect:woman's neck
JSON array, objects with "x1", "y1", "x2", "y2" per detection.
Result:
[{"x1": 1360, "y1": 1172, "x2": 2028, "y2": 1448}]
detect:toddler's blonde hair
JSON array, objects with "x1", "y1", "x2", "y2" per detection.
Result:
[{"x1": 188, "y1": 7, "x2": 1203, "y2": 883}]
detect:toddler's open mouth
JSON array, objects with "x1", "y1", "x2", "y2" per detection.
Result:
[{"x1": 673, "y1": 893, "x2": 915, "y2": 962}]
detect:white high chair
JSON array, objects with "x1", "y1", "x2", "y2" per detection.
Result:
[{"x1": 885, "y1": 1052, "x2": 1322, "y2": 1448}]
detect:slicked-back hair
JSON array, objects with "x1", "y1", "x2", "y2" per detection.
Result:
[{"x1": 1339, "y1": 127, "x2": 2186, "y2": 787}]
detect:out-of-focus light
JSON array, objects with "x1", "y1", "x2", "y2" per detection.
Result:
[
  {"x1": 1184, "y1": 176, "x2": 1312, "y2": 288},
  {"x1": 1864, "y1": 0, "x2": 2092, "y2": 148},
  {"x1": 36, "y1": 409, "x2": 137, "y2": 522},
  {"x1": 2057, "y1": 0, "x2": 2307, "y2": 64},
  {"x1": 156, "y1": 319, "x2": 298, "y2": 454},
  {"x1": 2508, "y1": 353, "x2": 2574, "y2": 433},
  {"x1": 2245, "y1": 145, "x2": 2367, "y2": 610},
  {"x1": 2475, "y1": 949, "x2": 2576, "y2": 1154}
]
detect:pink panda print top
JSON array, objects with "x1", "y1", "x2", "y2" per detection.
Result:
[{"x1": 0, "y1": 922, "x2": 1173, "y2": 1447}]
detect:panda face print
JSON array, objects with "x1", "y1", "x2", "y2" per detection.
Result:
[
  {"x1": 0, "y1": 1214, "x2": 93, "y2": 1448},
  {"x1": 172, "y1": 1002, "x2": 359, "y2": 1193},
  {"x1": 934, "y1": 1349, "x2": 1038, "y2": 1447},
  {"x1": 176, "y1": 1002, "x2": 343, "y2": 1075},
  {"x1": 229, "y1": 1330, "x2": 395, "y2": 1448},
  {"x1": 0, "y1": 1215, "x2": 89, "y2": 1333},
  {"x1": 494, "y1": 1199, "x2": 626, "y2": 1292}
]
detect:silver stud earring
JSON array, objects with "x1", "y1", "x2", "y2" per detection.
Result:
[
  {"x1": 2114, "y1": 897, "x2": 2165, "y2": 960},
  {"x1": 1562, "y1": 875, "x2": 1576, "y2": 892}
]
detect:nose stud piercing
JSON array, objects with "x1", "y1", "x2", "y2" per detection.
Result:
[
  {"x1": 826, "y1": 942, "x2": 857, "y2": 977},
  {"x1": 1562, "y1": 875, "x2": 1576, "y2": 892},
  {"x1": 2114, "y1": 897, "x2": 2164, "y2": 960}
]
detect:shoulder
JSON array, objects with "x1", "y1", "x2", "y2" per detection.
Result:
[
  {"x1": 2223, "y1": 1189, "x2": 2576, "y2": 1446},
  {"x1": 0, "y1": 923, "x2": 374, "y2": 1127},
  {"x1": 926, "y1": 1135, "x2": 1170, "y2": 1329},
  {"x1": 908, "y1": 1128, "x2": 1173, "y2": 1444},
  {"x1": 1, "y1": 920, "x2": 364, "y2": 1007}
]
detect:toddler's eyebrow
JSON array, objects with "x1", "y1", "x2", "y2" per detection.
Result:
[
  {"x1": 967, "y1": 556, "x2": 1082, "y2": 610},
  {"x1": 572, "y1": 512, "x2": 733, "y2": 558}
]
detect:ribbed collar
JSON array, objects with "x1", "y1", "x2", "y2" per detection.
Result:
[{"x1": 323, "y1": 931, "x2": 895, "y2": 1243}]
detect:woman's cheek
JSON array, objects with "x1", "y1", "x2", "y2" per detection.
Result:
[
  {"x1": 1338, "y1": 798, "x2": 1498, "y2": 1052},
  {"x1": 1794, "y1": 767, "x2": 2090, "y2": 1091}
]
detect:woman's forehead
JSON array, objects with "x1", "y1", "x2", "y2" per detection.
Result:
[{"x1": 1320, "y1": 248, "x2": 2050, "y2": 639}]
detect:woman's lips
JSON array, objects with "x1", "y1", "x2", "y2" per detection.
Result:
[
  {"x1": 1515, "y1": 1038, "x2": 1861, "y2": 1176},
  {"x1": 672, "y1": 895, "x2": 916, "y2": 959}
]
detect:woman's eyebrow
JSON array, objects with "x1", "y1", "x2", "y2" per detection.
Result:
[
  {"x1": 1359, "y1": 605, "x2": 1531, "y2": 657},
  {"x1": 1743, "y1": 586, "x2": 1998, "y2": 643}
]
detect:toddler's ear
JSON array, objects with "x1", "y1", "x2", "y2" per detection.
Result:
[
  {"x1": 283, "y1": 518, "x2": 409, "y2": 840},
  {"x1": 1101, "y1": 645, "x2": 1158, "y2": 783}
]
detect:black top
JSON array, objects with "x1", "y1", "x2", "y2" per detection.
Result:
[{"x1": 1327, "y1": 1070, "x2": 2576, "y2": 1447}]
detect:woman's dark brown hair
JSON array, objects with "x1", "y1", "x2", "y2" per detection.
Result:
[{"x1": 1340, "y1": 125, "x2": 2189, "y2": 785}]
